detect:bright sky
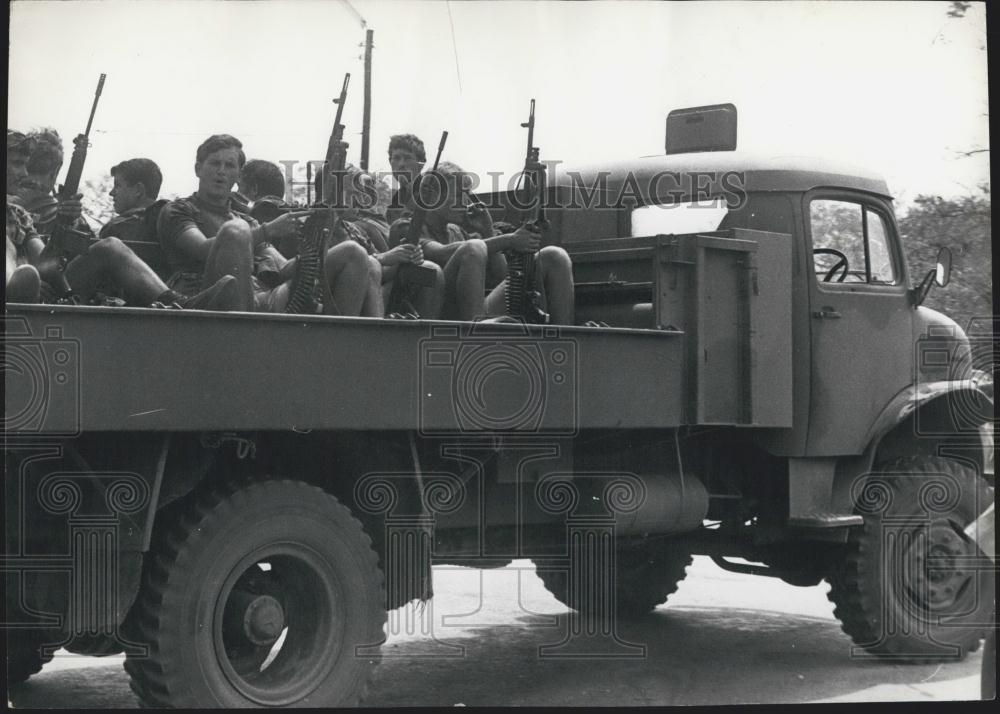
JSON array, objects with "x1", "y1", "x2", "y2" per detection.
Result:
[{"x1": 8, "y1": 0, "x2": 990, "y2": 207}]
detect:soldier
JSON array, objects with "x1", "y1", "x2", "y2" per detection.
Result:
[
  {"x1": 237, "y1": 159, "x2": 287, "y2": 206},
  {"x1": 386, "y1": 133, "x2": 426, "y2": 224},
  {"x1": 6, "y1": 130, "x2": 42, "y2": 302},
  {"x1": 319, "y1": 163, "x2": 444, "y2": 319},
  {"x1": 158, "y1": 135, "x2": 372, "y2": 315},
  {"x1": 11, "y1": 128, "x2": 236, "y2": 309},
  {"x1": 99, "y1": 158, "x2": 167, "y2": 242},
  {"x1": 389, "y1": 163, "x2": 574, "y2": 324}
]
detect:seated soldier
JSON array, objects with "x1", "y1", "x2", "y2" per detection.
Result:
[
  {"x1": 11, "y1": 128, "x2": 236, "y2": 309},
  {"x1": 6, "y1": 131, "x2": 42, "y2": 302},
  {"x1": 100, "y1": 158, "x2": 168, "y2": 242},
  {"x1": 386, "y1": 133, "x2": 426, "y2": 225},
  {"x1": 388, "y1": 162, "x2": 574, "y2": 324},
  {"x1": 158, "y1": 136, "x2": 372, "y2": 315},
  {"x1": 318, "y1": 164, "x2": 444, "y2": 319},
  {"x1": 238, "y1": 158, "x2": 287, "y2": 206}
]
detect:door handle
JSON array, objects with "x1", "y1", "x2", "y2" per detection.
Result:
[{"x1": 812, "y1": 307, "x2": 842, "y2": 319}]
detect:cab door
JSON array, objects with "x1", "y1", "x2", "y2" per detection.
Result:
[{"x1": 805, "y1": 190, "x2": 912, "y2": 455}]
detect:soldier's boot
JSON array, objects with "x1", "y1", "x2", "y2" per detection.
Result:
[{"x1": 152, "y1": 275, "x2": 241, "y2": 312}]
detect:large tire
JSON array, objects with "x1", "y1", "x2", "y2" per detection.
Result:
[
  {"x1": 6, "y1": 632, "x2": 55, "y2": 684},
  {"x1": 536, "y1": 542, "x2": 692, "y2": 616},
  {"x1": 123, "y1": 479, "x2": 386, "y2": 708},
  {"x1": 827, "y1": 456, "x2": 994, "y2": 661}
]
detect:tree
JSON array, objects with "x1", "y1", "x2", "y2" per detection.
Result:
[{"x1": 897, "y1": 185, "x2": 992, "y2": 333}]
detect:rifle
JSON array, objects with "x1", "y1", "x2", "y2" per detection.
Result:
[
  {"x1": 39, "y1": 73, "x2": 107, "y2": 295},
  {"x1": 504, "y1": 98, "x2": 549, "y2": 324},
  {"x1": 385, "y1": 130, "x2": 449, "y2": 317},
  {"x1": 285, "y1": 73, "x2": 350, "y2": 314}
]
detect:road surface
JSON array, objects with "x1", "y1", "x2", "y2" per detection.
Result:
[{"x1": 7, "y1": 557, "x2": 987, "y2": 707}]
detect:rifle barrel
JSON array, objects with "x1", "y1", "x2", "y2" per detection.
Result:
[{"x1": 83, "y1": 73, "x2": 107, "y2": 138}]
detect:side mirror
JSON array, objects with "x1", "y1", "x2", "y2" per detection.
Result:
[
  {"x1": 935, "y1": 246, "x2": 952, "y2": 287},
  {"x1": 913, "y1": 246, "x2": 953, "y2": 306}
]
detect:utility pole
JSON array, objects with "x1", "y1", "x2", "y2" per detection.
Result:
[{"x1": 360, "y1": 29, "x2": 374, "y2": 171}]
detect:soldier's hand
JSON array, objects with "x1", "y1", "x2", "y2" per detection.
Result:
[
  {"x1": 508, "y1": 225, "x2": 541, "y2": 254},
  {"x1": 465, "y1": 202, "x2": 493, "y2": 237},
  {"x1": 57, "y1": 194, "x2": 84, "y2": 221},
  {"x1": 266, "y1": 210, "x2": 312, "y2": 239},
  {"x1": 380, "y1": 243, "x2": 422, "y2": 267}
]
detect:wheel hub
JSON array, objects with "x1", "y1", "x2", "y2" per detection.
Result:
[
  {"x1": 908, "y1": 523, "x2": 972, "y2": 610},
  {"x1": 224, "y1": 590, "x2": 286, "y2": 647},
  {"x1": 243, "y1": 595, "x2": 285, "y2": 646}
]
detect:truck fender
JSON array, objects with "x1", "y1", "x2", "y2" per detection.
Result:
[{"x1": 831, "y1": 380, "x2": 993, "y2": 515}]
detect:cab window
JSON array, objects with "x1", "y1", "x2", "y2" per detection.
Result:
[{"x1": 809, "y1": 199, "x2": 898, "y2": 285}]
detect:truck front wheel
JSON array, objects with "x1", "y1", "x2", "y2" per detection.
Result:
[
  {"x1": 827, "y1": 456, "x2": 993, "y2": 661},
  {"x1": 124, "y1": 479, "x2": 386, "y2": 707},
  {"x1": 6, "y1": 632, "x2": 55, "y2": 684},
  {"x1": 536, "y1": 541, "x2": 692, "y2": 617}
]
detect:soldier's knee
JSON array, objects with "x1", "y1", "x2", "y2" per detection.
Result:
[
  {"x1": 214, "y1": 219, "x2": 253, "y2": 252},
  {"x1": 426, "y1": 261, "x2": 445, "y2": 287},
  {"x1": 456, "y1": 239, "x2": 488, "y2": 265},
  {"x1": 537, "y1": 245, "x2": 571, "y2": 272},
  {"x1": 90, "y1": 236, "x2": 126, "y2": 258}
]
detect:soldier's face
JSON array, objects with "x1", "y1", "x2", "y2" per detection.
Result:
[
  {"x1": 110, "y1": 175, "x2": 144, "y2": 214},
  {"x1": 389, "y1": 148, "x2": 422, "y2": 185},
  {"x1": 6, "y1": 151, "x2": 30, "y2": 191},
  {"x1": 196, "y1": 148, "x2": 242, "y2": 199},
  {"x1": 16, "y1": 166, "x2": 57, "y2": 203}
]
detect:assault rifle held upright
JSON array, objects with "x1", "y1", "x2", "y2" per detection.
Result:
[
  {"x1": 285, "y1": 73, "x2": 351, "y2": 314},
  {"x1": 505, "y1": 98, "x2": 549, "y2": 324},
  {"x1": 38, "y1": 73, "x2": 107, "y2": 296},
  {"x1": 385, "y1": 130, "x2": 449, "y2": 317}
]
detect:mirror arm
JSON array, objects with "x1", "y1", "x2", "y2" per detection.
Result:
[{"x1": 912, "y1": 269, "x2": 935, "y2": 306}]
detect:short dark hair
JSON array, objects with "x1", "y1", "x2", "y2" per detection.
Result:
[
  {"x1": 240, "y1": 159, "x2": 286, "y2": 200},
  {"x1": 111, "y1": 158, "x2": 163, "y2": 199},
  {"x1": 25, "y1": 128, "x2": 64, "y2": 175},
  {"x1": 195, "y1": 134, "x2": 246, "y2": 167},
  {"x1": 388, "y1": 134, "x2": 426, "y2": 163}
]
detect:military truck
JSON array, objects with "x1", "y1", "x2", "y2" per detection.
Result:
[{"x1": 4, "y1": 108, "x2": 994, "y2": 707}]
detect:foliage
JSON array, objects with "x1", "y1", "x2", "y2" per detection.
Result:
[
  {"x1": 897, "y1": 185, "x2": 992, "y2": 333},
  {"x1": 82, "y1": 174, "x2": 115, "y2": 226}
]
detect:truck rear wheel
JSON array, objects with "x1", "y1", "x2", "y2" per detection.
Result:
[
  {"x1": 123, "y1": 479, "x2": 386, "y2": 707},
  {"x1": 827, "y1": 456, "x2": 993, "y2": 661},
  {"x1": 536, "y1": 542, "x2": 692, "y2": 616},
  {"x1": 6, "y1": 632, "x2": 54, "y2": 684}
]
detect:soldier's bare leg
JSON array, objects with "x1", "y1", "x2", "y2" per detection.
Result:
[
  {"x1": 483, "y1": 247, "x2": 574, "y2": 325},
  {"x1": 536, "y1": 246, "x2": 574, "y2": 325},
  {"x1": 486, "y1": 251, "x2": 507, "y2": 289},
  {"x1": 6, "y1": 260, "x2": 40, "y2": 303},
  {"x1": 322, "y1": 241, "x2": 370, "y2": 316},
  {"x1": 361, "y1": 255, "x2": 384, "y2": 318},
  {"x1": 412, "y1": 261, "x2": 445, "y2": 320},
  {"x1": 443, "y1": 239, "x2": 488, "y2": 320},
  {"x1": 64, "y1": 236, "x2": 171, "y2": 306},
  {"x1": 202, "y1": 219, "x2": 254, "y2": 311}
]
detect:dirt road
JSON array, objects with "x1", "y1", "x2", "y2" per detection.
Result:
[{"x1": 7, "y1": 557, "x2": 985, "y2": 707}]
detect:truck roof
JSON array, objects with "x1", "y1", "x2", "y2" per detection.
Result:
[{"x1": 551, "y1": 151, "x2": 892, "y2": 201}]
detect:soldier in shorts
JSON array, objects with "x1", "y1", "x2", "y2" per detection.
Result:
[
  {"x1": 11, "y1": 128, "x2": 236, "y2": 309},
  {"x1": 389, "y1": 162, "x2": 574, "y2": 324},
  {"x1": 158, "y1": 135, "x2": 372, "y2": 315}
]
